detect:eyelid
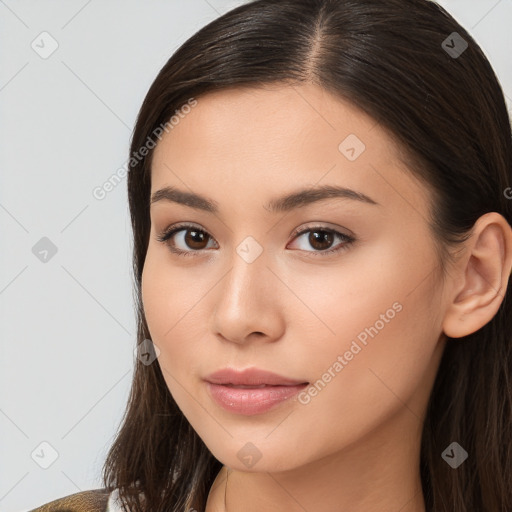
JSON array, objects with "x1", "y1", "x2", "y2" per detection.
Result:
[{"x1": 289, "y1": 221, "x2": 354, "y2": 239}]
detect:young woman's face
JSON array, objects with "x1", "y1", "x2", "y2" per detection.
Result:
[{"x1": 142, "y1": 83, "x2": 448, "y2": 472}]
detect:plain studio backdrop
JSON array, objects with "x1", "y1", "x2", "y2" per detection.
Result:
[{"x1": 0, "y1": 1, "x2": 511, "y2": 510}]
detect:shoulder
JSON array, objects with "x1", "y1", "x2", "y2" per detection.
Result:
[{"x1": 28, "y1": 488, "x2": 112, "y2": 512}]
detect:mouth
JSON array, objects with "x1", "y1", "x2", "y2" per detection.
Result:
[{"x1": 204, "y1": 367, "x2": 309, "y2": 415}]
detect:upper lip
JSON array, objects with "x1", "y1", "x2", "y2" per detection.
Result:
[{"x1": 204, "y1": 367, "x2": 308, "y2": 386}]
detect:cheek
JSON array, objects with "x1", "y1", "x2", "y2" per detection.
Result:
[
  {"x1": 141, "y1": 249, "x2": 209, "y2": 385},
  {"x1": 286, "y1": 251, "x2": 443, "y2": 452},
  {"x1": 141, "y1": 247, "x2": 202, "y2": 338}
]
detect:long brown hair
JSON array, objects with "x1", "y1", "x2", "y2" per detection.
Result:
[{"x1": 102, "y1": 0, "x2": 512, "y2": 510}]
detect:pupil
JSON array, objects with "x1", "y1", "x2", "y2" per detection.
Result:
[
  {"x1": 185, "y1": 229, "x2": 207, "y2": 249},
  {"x1": 310, "y1": 230, "x2": 333, "y2": 250}
]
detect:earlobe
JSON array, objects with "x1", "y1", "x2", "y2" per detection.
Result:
[{"x1": 442, "y1": 212, "x2": 512, "y2": 339}]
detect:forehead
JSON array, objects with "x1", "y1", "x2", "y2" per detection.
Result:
[
  {"x1": 154, "y1": 83, "x2": 388, "y2": 159},
  {"x1": 150, "y1": 83, "x2": 430, "y2": 219}
]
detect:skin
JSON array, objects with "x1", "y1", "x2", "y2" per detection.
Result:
[{"x1": 141, "y1": 82, "x2": 512, "y2": 512}]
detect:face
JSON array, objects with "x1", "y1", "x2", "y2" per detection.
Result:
[{"x1": 141, "y1": 83, "x2": 448, "y2": 473}]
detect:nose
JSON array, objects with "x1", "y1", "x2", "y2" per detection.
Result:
[{"x1": 211, "y1": 249, "x2": 285, "y2": 345}]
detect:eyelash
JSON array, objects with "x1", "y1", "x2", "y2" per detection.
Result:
[{"x1": 156, "y1": 222, "x2": 355, "y2": 258}]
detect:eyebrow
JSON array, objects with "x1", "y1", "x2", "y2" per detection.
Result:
[{"x1": 150, "y1": 185, "x2": 379, "y2": 214}]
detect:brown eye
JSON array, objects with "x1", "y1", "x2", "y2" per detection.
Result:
[
  {"x1": 307, "y1": 230, "x2": 335, "y2": 251},
  {"x1": 183, "y1": 228, "x2": 210, "y2": 250},
  {"x1": 288, "y1": 225, "x2": 355, "y2": 257},
  {"x1": 156, "y1": 223, "x2": 217, "y2": 256}
]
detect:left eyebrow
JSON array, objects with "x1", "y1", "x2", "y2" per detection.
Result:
[{"x1": 150, "y1": 184, "x2": 380, "y2": 214}]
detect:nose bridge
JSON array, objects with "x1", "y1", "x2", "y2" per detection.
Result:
[
  {"x1": 222, "y1": 240, "x2": 270, "y2": 310},
  {"x1": 212, "y1": 238, "x2": 282, "y2": 342}
]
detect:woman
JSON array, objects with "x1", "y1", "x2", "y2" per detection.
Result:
[{"x1": 30, "y1": 0, "x2": 512, "y2": 510}]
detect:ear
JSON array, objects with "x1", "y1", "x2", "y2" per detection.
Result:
[{"x1": 442, "y1": 212, "x2": 512, "y2": 338}]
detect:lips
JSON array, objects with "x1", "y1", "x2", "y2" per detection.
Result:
[{"x1": 204, "y1": 367, "x2": 309, "y2": 415}]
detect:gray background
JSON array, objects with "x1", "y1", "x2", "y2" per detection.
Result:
[{"x1": 0, "y1": 1, "x2": 510, "y2": 510}]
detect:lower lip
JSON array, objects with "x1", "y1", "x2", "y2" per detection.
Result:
[{"x1": 205, "y1": 382, "x2": 308, "y2": 415}]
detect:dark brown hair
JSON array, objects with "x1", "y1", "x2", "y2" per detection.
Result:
[{"x1": 102, "y1": 0, "x2": 512, "y2": 510}]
